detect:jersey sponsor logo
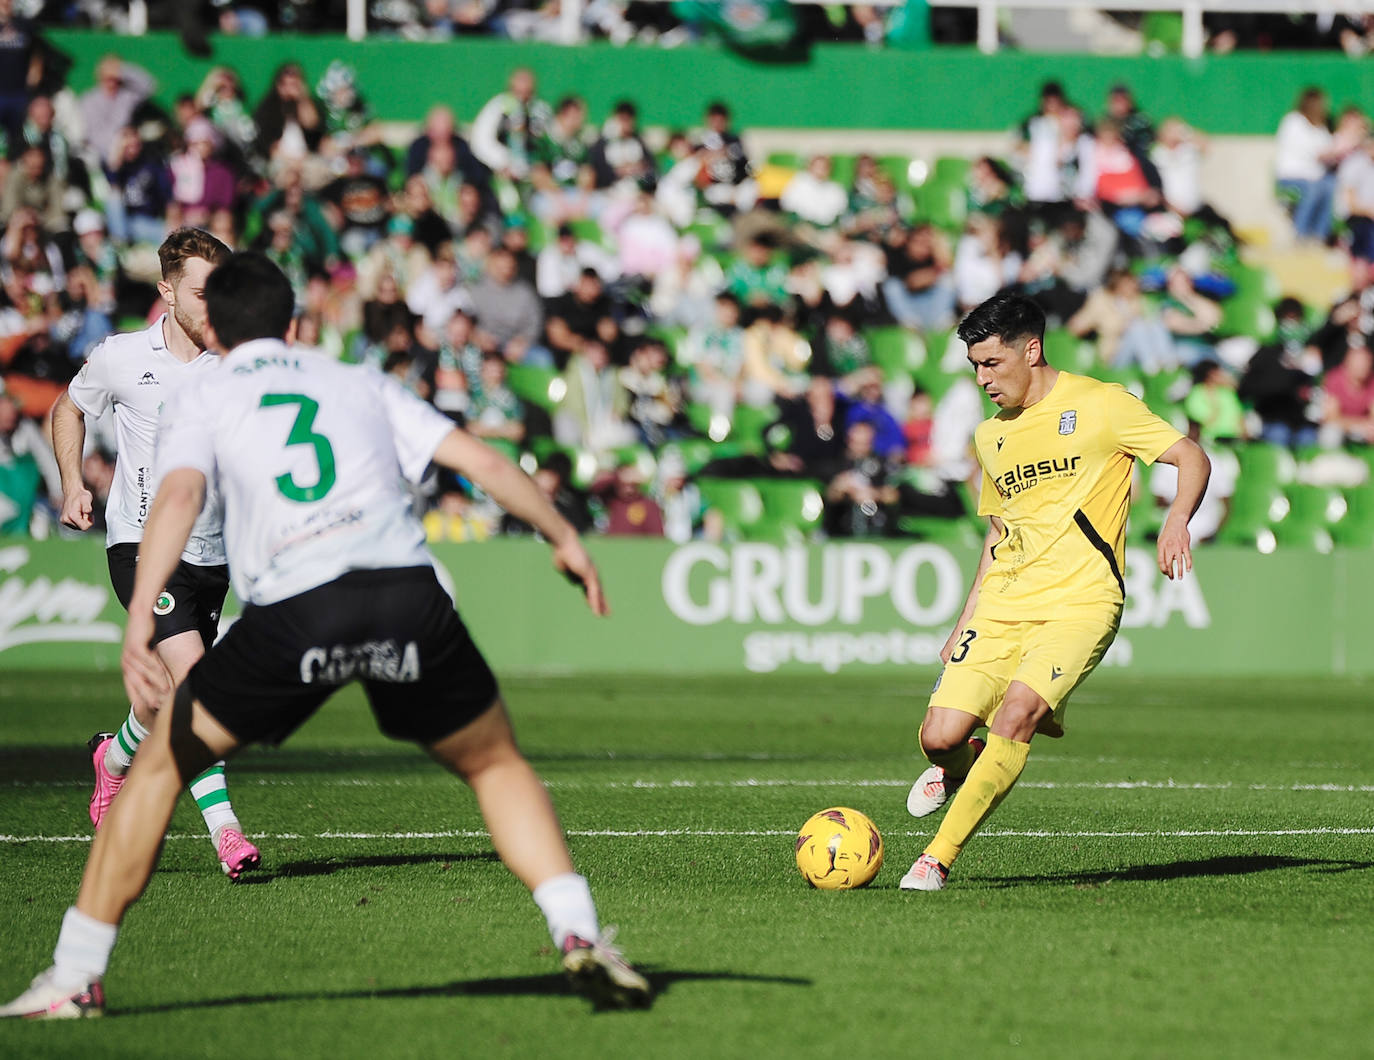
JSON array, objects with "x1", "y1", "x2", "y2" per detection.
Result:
[
  {"x1": 154, "y1": 592, "x2": 175, "y2": 616},
  {"x1": 1059, "y1": 410, "x2": 1077, "y2": 435},
  {"x1": 138, "y1": 371, "x2": 158, "y2": 386},
  {"x1": 993, "y1": 455, "x2": 1082, "y2": 497},
  {"x1": 299, "y1": 639, "x2": 421, "y2": 685}
]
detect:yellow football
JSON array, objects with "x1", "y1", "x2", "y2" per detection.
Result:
[{"x1": 795, "y1": 807, "x2": 884, "y2": 890}]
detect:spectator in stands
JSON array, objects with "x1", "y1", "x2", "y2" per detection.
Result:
[
  {"x1": 1078, "y1": 117, "x2": 1161, "y2": 239},
  {"x1": 816, "y1": 310, "x2": 872, "y2": 383},
  {"x1": 361, "y1": 271, "x2": 415, "y2": 353},
  {"x1": 952, "y1": 213, "x2": 1020, "y2": 312},
  {"x1": 1182, "y1": 360, "x2": 1246, "y2": 445},
  {"x1": 250, "y1": 167, "x2": 339, "y2": 274},
  {"x1": 536, "y1": 223, "x2": 618, "y2": 299},
  {"x1": 502, "y1": 450, "x2": 591, "y2": 536},
  {"x1": 592, "y1": 458, "x2": 665, "y2": 537},
  {"x1": 195, "y1": 66, "x2": 258, "y2": 162},
  {"x1": 1151, "y1": 118, "x2": 1206, "y2": 221},
  {"x1": 781, "y1": 155, "x2": 848, "y2": 228},
  {"x1": 1309, "y1": 289, "x2": 1374, "y2": 370},
  {"x1": 1069, "y1": 267, "x2": 1219, "y2": 373},
  {"x1": 726, "y1": 234, "x2": 789, "y2": 308},
  {"x1": 967, "y1": 156, "x2": 1018, "y2": 217},
  {"x1": 680, "y1": 290, "x2": 747, "y2": 420},
  {"x1": 169, "y1": 118, "x2": 237, "y2": 228},
  {"x1": 882, "y1": 223, "x2": 956, "y2": 331},
  {"x1": 620, "y1": 337, "x2": 686, "y2": 447},
  {"x1": 405, "y1": 104, "x2": 490, "y2": 190},
  {"x1": 433, "y1": 308, "x2": 483, "y2": 416},
  {"x1": 2, "y1": 144, "x2": 67, "y2": 233},
  {"x1": 842, "y1": 368, "x2": 905, "y2": 462},
  {"x1": 1320, "y1": 342, "x2": 1374, "y2": 445},
  {"x1": 844, "y1": 170, "x2": 903, "y2": 243},
  {"x1": 1239, "y1": 298, "x2": 1322, "y2": 447},
  {"x1": 406, "y1": 243, "x2": 473, "y2": 342},
  {"x1": 79, "y1": 55, "x2": 154, "y2": 169},
  {"x1": 357, "y1": 214, "x2": 430, "y2": 300},
  {"x1": 63, "y1": 209, "x2": 118, "y2": 362},
  {"x1": 465, "y1": 352, "x2": 526, "y2": 445},
  {"x1": 253, "y1": 61, "x2": 324, "y2": 176},
  {"x1": 20, "y1": 95, "x2": 77, "y2": 191},
  {"x1": 615, "y1": 191, "x2": 680, "y2": 281},
  {"x1": 1274, "y1": 88, "x2": 1343, "y2": 243},
  {"x1": 395, "y1": 173, "x2": 455, "y2": 255},
  {"x1": 1337, "y1": 133, "x2": 1374, "y2": 285},
  {"x1": 902, "y1": 387, "x2": 936, "y2": 468},
  {"x1": 320, "y1": 146, "x2": 392, "y2": 259},
  {"x1": 653, "y1": 450, "x2": 706, "y2": 544},
  {"x1": 545, "y1": 267, "x2": 613, "y2": 367},
  {"x1": 692, "y1": 101, "x2": 755, "y2": 215},
  {"x1": 1, "y1": 206, "x2": 64, "y2": 300},
  {"x1": 1103, "y1": 83, "x2": 1155, "y2": 161},
  {"x1": 555, "y1": 337, "x2": 634, "y2": 451},
  {"x1": 589, "y1": 100, "x2": 656, "y2": 193},
  {"x1": 0, "y1": 375, "x2": 59, "y2": 511},
  {"x1": 535, "y1": 95, "x2": 592, "y2": 186},
  {"x1": 470, "y1": 67, "x2": 551, "y2": 181},
  {"x1": 0, "y1": 0, "x2": 44, "y2": 148},
  {"x1": 824, "y1": 419, "x2": 898, "y2": 537},
  {"x1": 314, "y1": 60, "x2": 384, "y2": 160},
  {"x1": 1017, "y1": 81, "x2": 1071, "y2": 214},
  {"x1": 470, "y1": 245, "x2": 547, "y2": 365},
  {"x1": 766, "y1": 375, "x2": 848, "y2": 479},
  {"x1": 742, "y1": 303, "x2": 809, "y2": 403}
]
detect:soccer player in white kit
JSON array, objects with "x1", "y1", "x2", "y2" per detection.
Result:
[
  {"x1": 0, "y1": 252, "x2": 650, "y2": 1019},
  {"x1": 50, "y1": 228, "x2": 260, "y2": 880}
]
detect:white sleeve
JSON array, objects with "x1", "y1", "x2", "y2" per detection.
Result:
[
  {"x1": 469, "y1": 96, "x2": 510, "y2": 173},
  {"x1": 154, "y1": 385, "x2": 217, "y2": 484},
  {"x1": 371, "y1": 369, "x2": 458, "y2": 483},
  {"x1": 66, "y1": 339, "x2": 115, "y2": 418}
]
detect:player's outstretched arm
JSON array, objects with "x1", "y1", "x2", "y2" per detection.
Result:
[
  {"x1": 50, "y1": 391, "x2": 93, "y2": 531},
  {"x1": 121, "y1": 468, "x2": 208, "y2": 711},
  {"x1": 431, "y1": 428, "x2": 609, "y2": 615},
  {"x1": 1153, "y1": 437, "x2": 1211, "y2": 580},
  {"x1": 941, "y1": 515, "x2": 1002, "y2": 663}
]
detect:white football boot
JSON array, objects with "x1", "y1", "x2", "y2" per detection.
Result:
[
  {"x1": 906, "y1": 737, "x2": 985, "y2": 817},
  {"x1": 899, "y1": 853, "x2": 950, "y2": 891}
]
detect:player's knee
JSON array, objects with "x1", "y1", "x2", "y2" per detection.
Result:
[
  {"x1": 997, "y1": 685, "x2": 1050, "y2": 730},
  {"x1": 919, "y1": 719, "x2": 968, "y2": 757}
]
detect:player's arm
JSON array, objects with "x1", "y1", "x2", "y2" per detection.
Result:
[
  {"x1": 50, "y1": 391, "x2": 93, "y2": 530},
  {"x1": 1152, "y1": 437, "x2": 1210, "y2": 580},
  {"x1": 941, "y1": 515, "x2": 1003, "y2": 664},
  {"x1": 120, "y1": 468, "x2": 207, "y2": 711},
  {"x1": 431, "y1": 428, "x2": 608, "y2": 616}
]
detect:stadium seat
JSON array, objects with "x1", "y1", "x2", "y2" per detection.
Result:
[
  {"x1": 877, "y1": 154, "x2": 916, "y2": 192},
  {"x1": 829, "y1": 153, "x2": 857, "y2": 190},
  {"x1": 1236, "y1": 442, "x2": 1298, "y2": 490},
  {"x1": 756, "y1": 478, "x2": 826, "y2": 535},
  {"x1": 766, "y1": 151, "x2": 803, "y2": 171},
  {"x1": 506, "y1": 363, "x2": 564, "y2": 410},
  {"x1": 696, "y1": 478, "x2": 765, "y2": 535},
  {"x1": 729, "y1": 404, "x2": 777, "y2": 451},
  {"x1": 1331, "y1": 485, "x2": 1374, "y2": 547},
  {"x1": 1216, "y1": 290, "x2": 1277, "y2": 342},
  {"x1": 659, "y1": 438, "x2": 716, "y2": 476},
  {"x1": 567, "y1": 217, "x2": 609, "y2": 248},
  {"x1": 1042, "y1": 328, "x2": 1096, "y2": 374},
  {"x1": 932, "y1": 156, "x2": 972, "y2": 188},
  {"x1": 866, "y1": 326, "x2": 924, "y2": 381},
  {"x1": 916, "y1": 179, "x2": 966, "y2": 233},
  {"x1": 896, "y1": 515, "x2": 983, "y2": 549}
]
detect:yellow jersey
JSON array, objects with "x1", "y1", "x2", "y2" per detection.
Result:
[{"x1": 974, "y1": 371, "x2": 1183, "y2": 619}]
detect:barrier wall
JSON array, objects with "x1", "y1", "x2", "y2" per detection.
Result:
[
  {"x1": 48, "y1": 30, "x2": 1374, "y2": 134},
  {"x1": 2, "y1": 538, "x2": 1368, "y2": 677}
]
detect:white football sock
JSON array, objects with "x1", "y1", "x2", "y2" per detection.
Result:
[
  {"x1": 532, "y1": 872, "x2": 599, "y2": 948},
  {"x1": 105, "y1": 707, "x2": 149, "y2": 775},
  {"x1": 51, "y1": 907, "x2": 118, "y2": 991}
]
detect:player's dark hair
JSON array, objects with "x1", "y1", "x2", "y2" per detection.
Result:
[
  {"x1": 204, "y1": 252, "x2": 295, "y2": 350},
  {"x1": 956, "y1": 293, "x2": 1047, "y2": 352}
]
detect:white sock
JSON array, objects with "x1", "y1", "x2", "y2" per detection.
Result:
[
  {"x1": 104, "y1": 707, "x2": 149, "y2": 775},
  {"x1": 51, "y1": 907, "x2": 118, "y2": 990},
  {"x1": 189, "y1": 764, "x2": 239, "y2": 840},
  {"x1": 532, "y1": 873, "x2": 599, "y2": 949}
]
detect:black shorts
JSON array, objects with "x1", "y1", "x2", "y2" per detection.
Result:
[
  {"x1": 107, "y1": 543, "x2": 231, "y2": 650},
  {"x1": 188, "y1": 565, "x2": 500, "y2": 747}
]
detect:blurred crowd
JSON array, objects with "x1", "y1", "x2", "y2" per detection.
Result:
[{"x1": 1, "y1": 21, "x2": 1372, "y2": 545}]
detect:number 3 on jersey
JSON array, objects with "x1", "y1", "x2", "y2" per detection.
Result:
[
  {"x1": 949, "y1": 628, "x2": 977, "y2": 663},
  {"x1": 260, "y1": 393, "x2": 336, "y2": 502}
]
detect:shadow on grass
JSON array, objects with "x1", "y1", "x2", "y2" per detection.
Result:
[
  {"x1": 111, "y1": 968, "x2": 811, "y2": 1017},
  {"x1": 233, "y1": 851, "x2": 500, "y2": 884},
  {"x1": 972, "y1": 853, "x2": 1374, "y2": 889}
]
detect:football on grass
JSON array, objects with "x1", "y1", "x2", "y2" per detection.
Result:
[{"x1": 795, "y1": 807, "x2": 883, "y2": 890}]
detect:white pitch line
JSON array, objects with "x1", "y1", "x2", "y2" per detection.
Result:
[
  {"x1": 3, "y1": 826, "x2": 1373, "y2": 844},
  {"x1": 7, "y1": 777, "x2": 1374, "y2": 792}
]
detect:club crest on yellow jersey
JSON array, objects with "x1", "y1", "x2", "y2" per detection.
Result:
[{"x1": 1059, "y1": 410, "x2": 1077, "y2": 435}]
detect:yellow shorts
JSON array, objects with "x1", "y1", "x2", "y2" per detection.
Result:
[{"x1": 927, "y1": 609, "x2": 1121, "y2": 732}]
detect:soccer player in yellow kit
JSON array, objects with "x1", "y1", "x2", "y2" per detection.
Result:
[{"x1": 900, "y1": 293, "x2": 1211, "y2": 891}]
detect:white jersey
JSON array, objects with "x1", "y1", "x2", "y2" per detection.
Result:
[
  {"x1": 155, "y1": 338, "x2": 455, "y2": 607},
  {"x1": 66, "y1": 316, "x2": 227, "y2": 565}
]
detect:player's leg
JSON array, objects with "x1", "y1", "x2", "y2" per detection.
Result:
[
  {"x1": 907, "y1": 706, "x2": 986, "y2": 817},
  {"x1": 424, "y1": 700, "x2": 651, "y2": 1008},
  {"x1": 0, "y1": 687, "x2": 239, "y2": 1019}
]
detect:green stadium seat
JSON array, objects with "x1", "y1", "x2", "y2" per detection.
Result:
[
  {"x1": 646, "y1": 324, "x2": 687, "y2": 360},
  {"x1": 610, "y1": 444, "x2": 658, "y2": 480},
  {"x1": 756, "y1": 478, "x2": 826, "y2": 535},
  {"x1": 746, "y1": 515, "x2": 811, "y2": 544},
  {"x1": 932, "y1": 156, "x2": 972, "y2": 188},
  {"x1": 1226, "y1": 263, "x2": 1282, "y2": 302},
  {"x1": 729, "y1": 404, "x2": 777, "y2": 451},
  {"x1": 659, "y1": 438, "x2": 716, "y2": 476},
  {"x1": 829, "y1": 153, "x2": 857, "y2": 190},
  {"x1": 877, "y1": 154, "x2": 916, "y2": 192},
  {"x1": 766, "y1": 151, "x2": 803, "y2": 171},
  {"x1": 866, "y1": 326, "x2": 925, "y2": 381},
  {"x1": 1042, "y1": 328, "x2": 1097, "y2": 374},
  {"x1": 896, "y1": 516, "x2": 983, "y2": 548},
  {"x1": 1216, "y1": 291, "x2": 1277, "y2": 342},
  {"x1": 1331, "y1": 485, "x2": 1374, "y2": 547},
  {"x1": 1236, "y1": 443, "x2": 1298, "y2": 491},
  {"x1": 506, "y1": 364, "x2": 564, "y2": 410},
  {"x1": 916, "y1": 179, "x2": 966, "y2": 233},
  {"x1": 567, "y1": 217, "x2": 610, "y2": 248},
  {"x1": 697, "y1": 478, "x2": 765, "y2": 535}
]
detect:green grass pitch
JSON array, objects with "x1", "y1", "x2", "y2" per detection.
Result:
[{"x1": 1, "y1": 670, "x2": 1371, "y2": 1059}]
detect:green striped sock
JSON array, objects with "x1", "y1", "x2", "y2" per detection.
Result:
[
  {"x1": 105, "y1": 708, "x2": 149, "y2": 775},
  {"x1": 189, "y1": 763, "x2": 239, "y2": 839}
]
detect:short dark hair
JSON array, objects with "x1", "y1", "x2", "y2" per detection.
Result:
[
  {"x1": 204, "y1": 252, "x2": 295, "y2": 350},
  {"x1": 957, "y1": 293, "x2": 1047, "y2": 351}
]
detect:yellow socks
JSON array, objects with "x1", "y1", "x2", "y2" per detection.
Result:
[
  {"x1": 925, "y1": 733, "x2": 1030, "y2": 868},
  {"x1": 923, "y1": 738, "x2": 979, "y2": 781}
]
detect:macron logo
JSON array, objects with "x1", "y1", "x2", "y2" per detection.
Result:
[
  {"x1": 996, "y1": 437, "x2": 1005, "y2": 452},
  {"x1": 138, "y1": 371, "x2": 158, "y2": 386},
  {"x1": 1051, "y1": 666, "x2": 1064, "y2": 681}
]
